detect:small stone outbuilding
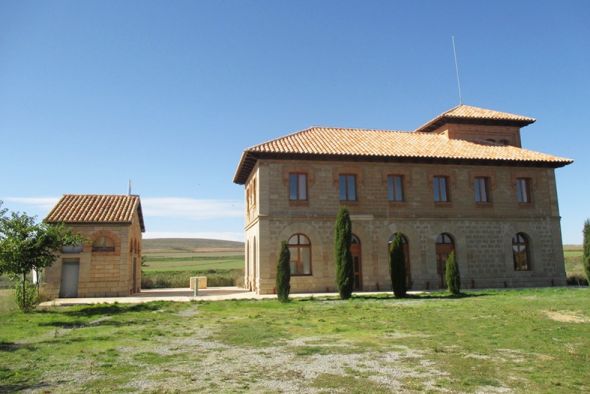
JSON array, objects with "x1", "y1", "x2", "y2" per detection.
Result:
[{"x1": 43, "y1": 194, "x2": 145, "y2": 298}]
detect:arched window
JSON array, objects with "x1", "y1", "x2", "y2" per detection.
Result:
[
  {"x1": 92, "y1": 235, "x2": 115, "y2": 252},
  {"x1": 486, "y1": 138, "x2": 496, "y2": 143},
  {"x1": 388, "y1": 233, "x2": 411, "y2": 287},
  {"x1": 435, "y1": 233, "x2": 455, "y2": 288},
  {"x1": 512, "y1": 233, "x2": 530, "y2": 271},
  {"x1": 288, "y1": 234, "x2": 311, "y2": 275}
]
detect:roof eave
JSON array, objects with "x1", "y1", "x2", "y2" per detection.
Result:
[
  {"x1": 233, "y1": 151, "x2": 573, "y2": 170},
  {"x1": 234, "y1": 151, "x2": 259, "y2": 185},
  {"x1": 415, "y1": 117, "x2": 536, "y2": 133}
]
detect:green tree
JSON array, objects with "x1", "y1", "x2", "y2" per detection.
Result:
[
  {"x1": 335, "y1": 207, "x2": 353, "y2": 299},
  {"x1": 583, "y1": 219, "x2": 590, "y2": 283},
  {"x1": 389, "y1": 234, "x2": 407, "y2": 298},
  {"x1": 276, "y1": 241, "x2": 291, "y2": 302},
  {"x1": 445, "y1": 251, "x2": 461, "y2": 295},
  {"x1": 0, "y1": 204, "x2": 84, "y2": 311}
]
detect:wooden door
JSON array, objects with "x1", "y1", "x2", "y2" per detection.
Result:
[
  {"x1": 351, "y1": 235, "x2": 362, "y2": 291},
  {"x1": 60, "y1": 259, "x2": 80, "y2": 298}
]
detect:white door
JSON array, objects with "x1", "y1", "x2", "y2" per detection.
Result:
[{"x1": 60, "y1": 260, "x2": 80, "y2": 298}]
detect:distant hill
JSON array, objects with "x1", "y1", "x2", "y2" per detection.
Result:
[{"x1": 143, "y1": 238, "x2": 244, "y2": 253}]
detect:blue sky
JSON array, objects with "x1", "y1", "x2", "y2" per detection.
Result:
[{"x1": 0, "y1": 1, "x2": 588, "y2": 243}]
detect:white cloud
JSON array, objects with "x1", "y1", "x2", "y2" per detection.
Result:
[
  {"x1": 144, "y1": 231, "x2": 244, "y2": 242},
  {"x1": 1, "y1": 196, "x2": 244, "y2": 221},
  {"x1": 141, "y1": 197, "x2": 243, "y2": 220},
  {"x1": 2, "y1": 197, "x2": 59, "y2": 212}
]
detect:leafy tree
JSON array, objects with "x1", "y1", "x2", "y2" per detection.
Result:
[
  {"x1": 335, "y1": 207, "x2": 353, "y2": 299},
  {"x1": 389, "y1": 234, "x2": 407, "y2": 298},
  {"x1": 276, "y1": 241, "x2": 291, "y2": 302},
  {"x1": 0, "y1": 204, "x2": 84, "y2": 311},
  {"x1": 583, "y1": 219, "x2": 590, "y2": 283},
  {"x1": 445, "y1": 251, "x2": 461, "y2": 295}
]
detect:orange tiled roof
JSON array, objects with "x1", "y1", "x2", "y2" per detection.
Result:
[
  {"x1": 233, "y1": 126, "x2": 572, "y2": 184},
  {"x1": 45, "y1": 194, "x2": 145, "y2": 232},
  {"x1": 415, "y1": 104, "x2": 536, "y2": 132}
]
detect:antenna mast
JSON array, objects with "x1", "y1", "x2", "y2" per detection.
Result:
[
  {"x1": 451, "y1": 36, "x2": 463, "y2": 105},
  {"x1": 128, "y1": 179, "x2": 132, "y2": 195}
]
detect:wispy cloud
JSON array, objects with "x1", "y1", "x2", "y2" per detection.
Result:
[
  {"x1": 144, "y1": 231, "x2": 244, "y2": 242},
  {"x1": 141, "y1": 198, "x2": 243, "y2": 220},
  {"x1": 1, "y1": 196, "x2": 244, "y2": 221},
  {"x1": 2, "y1": 197, "x2": 60, "y2": 211}
]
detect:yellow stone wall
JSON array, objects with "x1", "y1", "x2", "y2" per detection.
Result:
[
  {"x1": 43, "y1": 215, "x2": 143, "y2": 298},
  {"x1": 244, "y1": 158, "x2": 566, "y2": 294}
]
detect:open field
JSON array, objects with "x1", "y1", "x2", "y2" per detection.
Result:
[
  {"x1": 564, "y1": 245, "x2": 586, "y2": 285},
  {"x1": 143, "y1": 255, "x2": 243, "y2": 272},
  {"x1": 0, "y1": 287, "x2": 589, "y2": 392},
  {"x1": 143, "y1": 238, "x2": 243, "y2": 254},
  {"x1": 0, "y1": 289, "x2": 15, "y2": 314},
  {"x1": 141, "y1": 238, "x2": 244, "y2": 288}
]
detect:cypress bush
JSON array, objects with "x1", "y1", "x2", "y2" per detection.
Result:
[
  {"x1": 445, "y1": 251, "x2": 461, "y2": 295},
  {"x1": 584, "y1": 219, "x2": 590, "y2": 283},
  {"x1": 14, "y1": 279, "x2": 38, "y2": 312},
  {"x1": 335, "y1": 207, "x2": 353, "y2": 299},
  {"x1": 389, "y1": 234, "x2": 407, "y2": 298},
  {"x1": 276, "y1": 241, "x2": 291, "y2": 302}
]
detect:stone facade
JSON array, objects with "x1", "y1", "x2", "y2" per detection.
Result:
[
  {"x1": 43, "y1": 211, "x2": 143, "y2": 298},
  {"x1": 243, "y1": 159, "x2": 566, "y2": 294},
  {"x1": 237, "y1": 107, "x2": 570, "y2": 295}
]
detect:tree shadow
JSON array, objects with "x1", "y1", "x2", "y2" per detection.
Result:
[
  {"x1": 0, "y1": 382, "x2": 52, "y2": 392},
  {"x1": 63, "y1": 302, "x2": 162, "y2": 317},
  {"x1": 0, "y1": 341, "x2": 36, "y2": 352},
  {"x1": 298, "y1": 291, "x2": 490, "y2": 303}
]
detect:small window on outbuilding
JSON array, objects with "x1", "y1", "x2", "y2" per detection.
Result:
[{"x1": 92, "y1": 236, "x2": 115, "y2": 252}]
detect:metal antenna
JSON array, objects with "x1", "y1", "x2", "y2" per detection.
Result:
[
  {"x1": 128, "y1": 179, "x2": 132, "y2": 195},
  {"x1": 452, "y1": 36, "x2": 463, "y2": 105}
]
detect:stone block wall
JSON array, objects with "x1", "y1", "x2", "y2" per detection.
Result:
[
  {"x1": 43, "y1": 219, "x2": 143, "y2": 298},
  {"x1": 244, "y1": 159, "x2": 566, "y2": 294}
]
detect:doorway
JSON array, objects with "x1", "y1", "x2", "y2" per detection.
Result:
[
  {"x1": 351, "y1": 234, "x2": 362, "y2": 291},
  {"x1": 435, "y1": 233, "x2": 455, "y2": 288},
  {"x1": 60, "y1": 259, "x2": 80, "y2": 298}
]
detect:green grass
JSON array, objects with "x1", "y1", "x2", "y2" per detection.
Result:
[
  {"x1": 564, "y1": 246, "x2": 587, "y2": 285},
  {"x1": 0, "y1": 289, "x2": 16, "y2": 314},
  {"x1": 142, "y1": 255, "x2": 243, "y2": 272},
  {"x1": 141, "y1": 269, "x2": 243, "y2": 288},
  {"x1": 140, "y1": 239, "x2": 245, "y2": 288},
  {"x1": 0, "y1": 288, "x2": 589, "y2": 392}
]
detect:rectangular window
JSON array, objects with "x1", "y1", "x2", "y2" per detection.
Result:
[
  {"x1": 387, "y1": 175, "x2": 404, "y2": 202},
  {"x1": 339, "y1": 174, "x2": 357, "y2": 201},
  {"x1": 516, "y1": 178, "x2": 531, "y2": 203},
  {"x1": 289, "y1": 173, "x2": 308, "y2": 200},
  {"x1": 474, "y1": 177, "x2": 490, "y2": 203},
  {"x1": 433, "y1": 176, "x2": 449, "y2": 202}
]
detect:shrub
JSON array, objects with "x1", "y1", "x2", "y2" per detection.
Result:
[
  {"x1": 335, "y1": 207, "x2": 353, "y2": 300},
  {"x1": 141, "y1": 269, "x2": 244, "y2": 289},
  {"x1": 276, "y1": 241, "x2": 291, "y2": 302},
  {"x1": 389, "y1": 234, "x2": 407, "y2": 298},
  {"x1": 584, "y1": 219, "x2": 590, "y2": 283},
  {"x1": 445, "y1": 251, "x2": 461, "y2": 295},
  {"x1": 14, "y1": 279, "x2": 38, "y2": 312},
  {"x1": 566, "y1": 274, "x2": 589, "y2": 286}
]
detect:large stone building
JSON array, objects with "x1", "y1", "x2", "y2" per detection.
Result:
[
  {"x1": 234, "y1": 105, "x2": 573, "y2": 294},
  {"x1": 43, "y1": 194, "x2": 144, "y2": 298}
]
